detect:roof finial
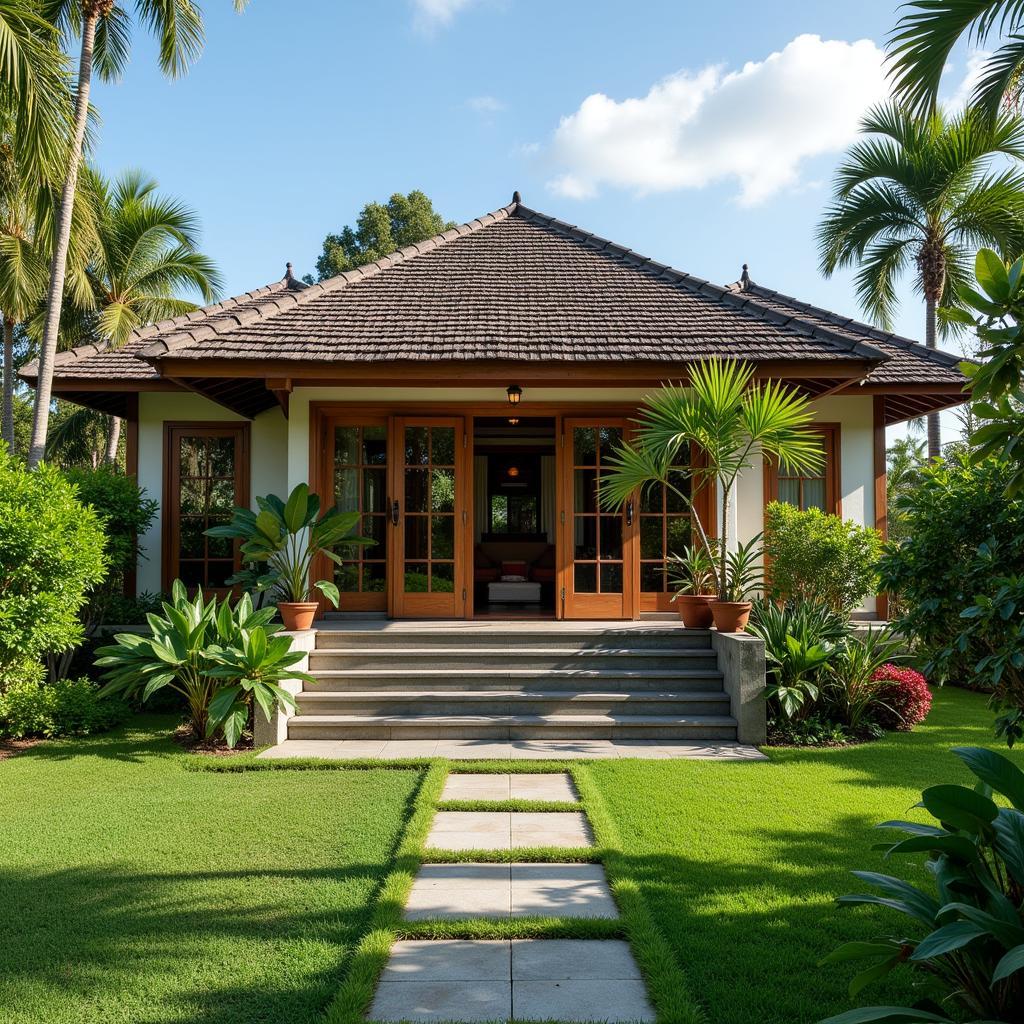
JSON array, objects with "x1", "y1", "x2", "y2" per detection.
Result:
[
  {"x1": 740, "y1": 263, "x2": 750, "y2": 289},
  {"x1": 285, "y1": 261, "x2": 294, "y2": 281},
  {"x1": 512, "y1": 190, "x2": 522, "y2": 205}
]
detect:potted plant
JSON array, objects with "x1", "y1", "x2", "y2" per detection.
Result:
[
  {"x1": 712, "y1": 535, "x2": 765, "y2": 632},
  {"x1": 601, "y1": 359, "x2": 822, "y2": 631},
  {"x1": 667, "y1": 542, "x2": 718, "y2": 628},
  {"x1": 206, "y1": 484, "x2": 371, "y2": 631}
]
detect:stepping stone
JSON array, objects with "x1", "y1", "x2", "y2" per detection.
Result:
[
  {"x1": 440, "y1": 773, "x2": 577, "y2": 802},
  {"x1": 404, "y1": 863, "x2": 616, "y2": 920},
  {"x1": 425, "y1": 812, "x2": 592, "y2": 851}
]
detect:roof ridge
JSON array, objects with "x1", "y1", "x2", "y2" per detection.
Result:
[
  {"x1": 734, "y1": 279, "x2": 964, "y2": 368},
  {"x1": 139, "y1": 200, "x2": 518, "y2": 361},
  {"x1": 512, "y1": 203, "x2": 890, "y2": 365}
]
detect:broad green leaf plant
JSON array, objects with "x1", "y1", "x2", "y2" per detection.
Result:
[
  {"x1": 207, "y1": 483, "x2": 371, "y2": 609},
  {"x1": 600, "y1": 359, "x2": 822, "y2": 601},
  {"x1": 819, "y1": 746, "x2": 1024, "y2": 1024},
  {"x1": 96, "y1": 581, "x2": 310, "y2": 747}
]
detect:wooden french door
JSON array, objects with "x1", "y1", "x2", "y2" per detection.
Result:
[
  {"x1": 560, "y1": 417, "x2": 637, "y2": 619},
  {"x1": 388, "y1": 416, "x2": 469, "y2": 618}
]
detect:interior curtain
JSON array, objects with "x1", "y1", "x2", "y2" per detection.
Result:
[
  {"x1": 540, "y1": 455, "x2": 556, "y2": 542},
  {"x1": 474, "y1": 455, "x2": 488, "y2": 540}
]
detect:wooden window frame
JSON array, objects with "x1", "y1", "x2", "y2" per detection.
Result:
[
  {"x1": 763, "y1": 423, "x2": 841, "y2": 517},
  {"x1": 162, "y1": 421, "x2": 250, "y2": 594}
]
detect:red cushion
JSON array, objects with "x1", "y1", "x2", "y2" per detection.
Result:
[
  {"x1": 531, "y1": 566, "x2": 556, "y2": 582},
  {"x1": 475, "y1": 566, "x2": 500, "y2": 582},
  {"x1": 502, "y1": 561, "x2": 528, "y2": 578}
]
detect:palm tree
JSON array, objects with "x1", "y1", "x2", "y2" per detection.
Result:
[
  {"x1": 889, "y1": 1, "x2": 1024, "y2": 117},
  {"x1": 84, "y1": 168, "x2": 221, "y2": 462},
  {"x1": 600, "y1": 360, "x2": 823, "y2": 601},
  {"x1": 817, "y1": 103, "x2": 1024, "y2": 459},
  {"x1": 27, "y1": 0, "x2": 248, "y2": 469}
]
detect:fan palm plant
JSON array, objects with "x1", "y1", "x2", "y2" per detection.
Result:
[
  {"x1": 83, "y1": 168, "x2": 220, "y2": 462},
  {"x1": 28, "y1": 0, "x2": 248, "y2": 468},
  {"x1": 600, "y1": 359, "x2": 823, "y2": 605},
  {"x1": 817, "y1": 102, "x2": 1024, "y2": 458},
  {"x1": 889, "y1": 0, "x2": 1024, "y2": 117}
]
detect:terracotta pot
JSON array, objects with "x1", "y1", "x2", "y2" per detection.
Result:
[
  {"x1": 675, "y1": 594, "x2": 716, "y2": 629},
  {"x1": 710, "y1": 600, "x2": 753, "y2": 634},
  {"x1": 277, "y1": 601, "x2": 319, "y2": 631}
]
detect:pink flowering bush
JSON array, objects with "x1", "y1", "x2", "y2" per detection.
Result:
[{"x1": 871, "y1": 664, "x2": 932, "y2": 731}]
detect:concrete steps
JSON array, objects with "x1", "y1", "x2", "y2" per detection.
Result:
[{"x1": 288, "y1": 625, "x2": 737, "y2": 741}]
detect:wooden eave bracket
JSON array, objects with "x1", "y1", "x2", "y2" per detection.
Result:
[{"x1": 267, "y1": 377, "x2": 292, "y2": 417}]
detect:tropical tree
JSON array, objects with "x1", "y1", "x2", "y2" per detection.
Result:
[
  {"x1": 28, "y1": 0, "x2": 248, "y2": 469},
  {"x1": 599, "y1": 359, "x2": 823, "y2": 601},
  {"x1": 312, "y1": 190, "x2": 455, "y2": 281},
  {"x1": 817, "y1": 103, "x2": 1024, "y2": 458},
  {"x1": 83, "y1": 168, "x2": 220, "y2": 462},
  {"x1": 889, "y1": 0, "x2": 1024, "y2": 117}
]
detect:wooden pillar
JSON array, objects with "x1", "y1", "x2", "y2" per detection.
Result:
[
  {"x1": 873, "y1": 395, "x2": 888, "y2": 621},
  {"x1": 123, "y1": 394, "x2": 139, "y2": 599}
]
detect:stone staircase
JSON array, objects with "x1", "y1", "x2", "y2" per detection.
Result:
[{"x1": 287, "y1": 625, "x2": 739, "y2": 741}]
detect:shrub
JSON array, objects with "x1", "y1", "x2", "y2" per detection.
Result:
[
  {"x1": 0, "y1": 677, "x2": 129, "y2": 738},
  {"x1": 820, "y1": 627, "x2": 905, "y2": 730},
  {"x1": 870, "y1": 663, "x2": 932, "y2": 731},
  {"x1": 819, "y1": 746, "x2": 1024, "y2": 1024},
  {"x1": 0, "y1": 444, "x2": 108, "y2": 690},
  {"x1": 96, "y1": 581, "x2": 310, "y2": 747},
  {"x1": 878, "y1": 452, "x2": 1024, "y2": 684},
  {"x1": 102, "y1": 591, "x2": 167, "y2": 626},
  {"x1": 764, "y1": 501, "x2": 882, "y2": 614}
]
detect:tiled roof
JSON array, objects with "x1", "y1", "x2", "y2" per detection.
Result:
[{"x1": 21, "y1": 195, "x2": 963, "y2": 389}]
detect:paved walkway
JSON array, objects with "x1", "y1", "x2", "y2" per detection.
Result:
[
  {"x1": 260, "y1": 737, "x2": 766, "y2": 760},
  {"x1": 369, "y1": 772, "x2": 656, "y2": 1022}
]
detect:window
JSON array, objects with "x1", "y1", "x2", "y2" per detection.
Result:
[
  {"x1": 164, "y1": 423, "x2": 249, "y2": 592},
  {"x1": 332, "y1": 423, "x2": 388, "y2": 595},
  {"x1": 764, "y1": 425, "x2": 840, "y2": 515}
]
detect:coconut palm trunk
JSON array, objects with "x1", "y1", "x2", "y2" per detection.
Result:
[
  {"x1": 924, "y1": 294, "x2": 941, "y2": 459},
  {"x1": 27, "y1": 6, "x2": 101, "y2": 469},
  {"x1": 104, "y1": 413, "x2": 120, "y2": 464},
  {"x1": 2, "y1": 316, "x2": 13, "y2": 447}
]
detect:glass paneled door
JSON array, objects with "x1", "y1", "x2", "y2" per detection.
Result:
[
  {"x1": 389, "y1": 417, "x2": 468, "y2": 618},
  {"x1": 561, "y1": 417, "x2": 637, "y2": 619}
]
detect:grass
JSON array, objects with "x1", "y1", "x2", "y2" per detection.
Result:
[
  {"x1": 582, "y1": 686, "x2": 1022, "y2": 1024},
  {"x1": 0, "y1": 715, "x2": 422, "y2": 1024}
]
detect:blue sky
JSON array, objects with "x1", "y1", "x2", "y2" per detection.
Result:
[{"x1": 91, "y1": 0, "x2": 976, "y2": 434}]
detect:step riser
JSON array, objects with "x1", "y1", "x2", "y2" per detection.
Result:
[
  {"x1": 307, "y1": 653, "x2": 719, "y2": 672},
  {"x1": 302, "y1": 676, "x2": 723, "y2": 693},
  {"x1": 295, "y1": 697, "x2": 731, "y2": 716},
  {"x1": 313, "y1": 631, "x2": 710, "y2": 651},
  {"x1": 287, "y1": 722, "x2": 737, "y2": 741}
]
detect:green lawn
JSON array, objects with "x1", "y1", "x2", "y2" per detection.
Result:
[
  {"x1": 586, "y1": 686, "x2": 1020, "y2": 1024},
  {"x1": 0, "y1": 717, "x2": 421, "y2": 1024}
]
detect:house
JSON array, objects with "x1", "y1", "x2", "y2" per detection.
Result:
[{"x1": 21, "y1": 192, "x2": 966, "y2": 624}]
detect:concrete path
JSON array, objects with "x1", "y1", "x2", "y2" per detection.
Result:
[
  {"x1": 369, "y1": 773, "x2": 656, "y2": 1022},
  {"x1": 260, "y1": 737, "x2": 766, "y2": 760}
]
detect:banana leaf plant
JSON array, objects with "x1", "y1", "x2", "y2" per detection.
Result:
[
  {"x1": 206, "y1": 483, "x2": 371, "y2": 608},
  {"x1": 95, "y1": 581, "x2": 312, "y2": 747},
  {"x1": 818, "y1": 746, "x2": 1024, "y2": 1023}
]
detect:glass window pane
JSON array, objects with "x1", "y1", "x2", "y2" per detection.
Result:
[
  {"x1": 208, "y1": 478, "x2": 235, "y2": 513},
  {"x1": 574, "y1": 469, "x2": 598, "y2": 513},
  {"x1": 640, "y1": 516, "x2": 663, "y2": 560},
  {"x1": 599, "y1": 516, "x2": 623, "y2": 559},
  {"x1": 666, "y1": 471, "x2": 691, "y2": 513},
  {"x1": 362, "y1": 426, "x2": 386, "y2": 465},
  {"x1": 405, "y1": 469, "x2": 429, "y2": 512},
  {"x1": 574, "y1": 427, "x2": 596, "y2": 466},
  {"x1": 431, "y1": 468, "x2": 455, "y2": 512},
  {"x1": 362, "y1": 514, "x2": 386, "y2": 552},
  {"x1": 778, "y1": 478, "x2": 800, "y2": 507},
  {"x1": 600, "y1": 562, "x2": 623, "y2": 593},
  {"x1": 208, "y1": 437, "x2": 235, "y2": 477},
  {"x1": 206, "y1": 561, "x2": 235, "y2": 588},
  {"x1": 363, "y1": 468, "x2": 386, "y2": 513},
  {"x1": 334, "y1": 427, "x2": 359, "y2": 466},
  {"x1": 404, "y1": 563, "x2": 429, "y2": 592},
  {"x1": 598, "y1": 426, "x2": 622, "y2": 463},
  {"x1": 179, "y1": 478, "x2": 203, "y2": 515},
  {"x1": 574, "y1": 562, "x2": 597, "y2": 593},
  {"x1": 335, "y1": 563, "x2": 360, "y2": 592},
  {"x1": 206, "y1": 532, "x2": 233, "y2": 559},
  {"x1": 641, "y1": 562, "x2": 666, "y2": 592},
  {"x1": 431, "y1": 426, "x2": 455, "y2": 466},
  {"x1": 363, "y1": 562, "x2": 387, "y2": 592},
  {"x1": 405, "y1": 426, "x2": 429, "y2": 465},
  {"x1": 431, "y1": 516, "x2": 454, "y2": 559},
  {"x1": 178, "y1": 560, "x2": 204, "y2": 587},
  {"x1": 334, "y1": 467, "x2": 359, "y2": 512},
  {"x1": 491, "y1": 495, "x2": 508, "y2": 531},
  {"x1": 431, "y1": 563, "x2": 455, "y2": 592},
  {"x1": 574, "y1": 517, "x2": 598, "y2": 560},
  {"x1": 640, "y1": 483, "x2": 663, "y2": 514},
  {"x1": 178, "y1": 438, "x2": 205, "y2": 478},
  {"x1": 404, "y1": 516, "x2": 429, "y2": 560},
  {"x1": 803, "y1": 478, "x2": 826, "y2": 511},
  {"x1": 666, "y1": 517, "x2": 691, "y2": 556},
  {"x1": 179, "y1": 518, "x2": 204, "y2": 559}
]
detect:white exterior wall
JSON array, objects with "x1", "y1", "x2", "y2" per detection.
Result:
[
  {"x1": 135, "y1": 392, "x2": 287, "y2": 595},
  {"x1": 136, "y1": 387, "x2": 877, "y2": 610}
]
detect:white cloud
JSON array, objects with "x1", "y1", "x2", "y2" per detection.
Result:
[
  {"x1": 412, "y1": 0, "x2": 476, "y2": 30},
  {"x1": 467, "y1": 95, "x2": 506, "y2": 113},
  {"x1": 944, "y1": 50, "x2": 991, "y2": 111},
  {"x1": 547, "y1": 34, "x2": 889, "y2": 206}
]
